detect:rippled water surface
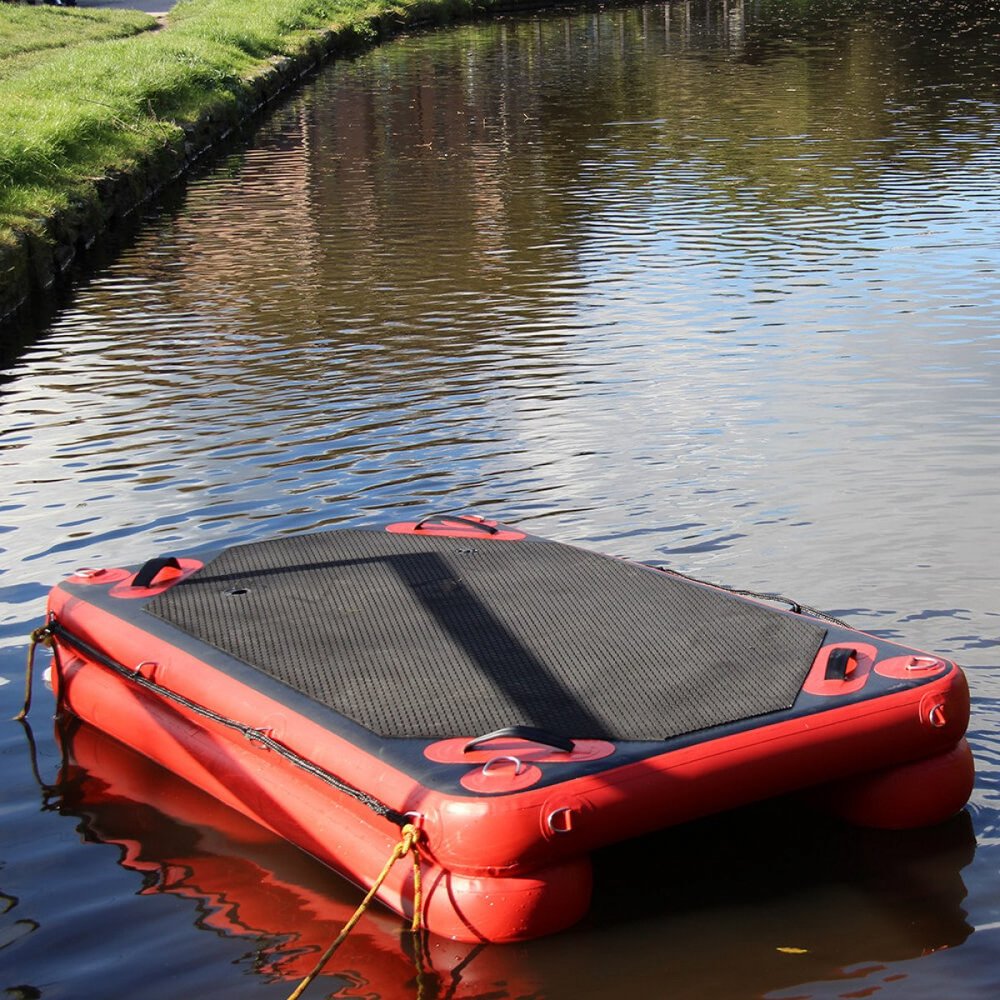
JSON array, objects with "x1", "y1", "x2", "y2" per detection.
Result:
[{"x1": 2, "y1": 1, "x2": 999, "y2": 996}]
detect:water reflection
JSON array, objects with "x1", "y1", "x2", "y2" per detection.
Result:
[
  {"x1": 143, "y1": 0, "x2": 998, "y2": 349},
  {"x1": 55, "y1": 721, "x2": 441, "y2": 993},
  {"x1": 1, "y1": 1, "x2": 995, "y2": 587},
  {"x1": 53, "y1": 719, "x2": 975, "y2": 998}
]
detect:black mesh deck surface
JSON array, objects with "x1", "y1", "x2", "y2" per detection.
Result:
[{"x1": 145, "y1": 530, "x2": 827, "y2": 741}]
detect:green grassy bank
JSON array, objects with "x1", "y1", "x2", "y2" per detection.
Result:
[{"x1": 0, "y1": 0, "x2": 506, "y2": 324}]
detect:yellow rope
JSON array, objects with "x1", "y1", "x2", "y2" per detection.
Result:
[
  {"x1": 286, "y1": 824, "x2": 423, "y2": 1000},
  {"x1": 21, "y1": 619, "x2": 426, "y2": 996}
]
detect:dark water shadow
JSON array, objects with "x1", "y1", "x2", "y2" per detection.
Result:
[{"x1": 43, "y1": 716, "x2": 977, "y2": 999}]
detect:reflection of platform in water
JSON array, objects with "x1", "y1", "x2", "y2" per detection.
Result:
[
  {"x1": 582, "y1": 803, "x2": 976, "y2": 996},
  {"x1": 56, "y1": 719, "x2": 975, "y2": 998},
  {"x1": 57, "y1": 719, "x2": 525, "y2": 994}
]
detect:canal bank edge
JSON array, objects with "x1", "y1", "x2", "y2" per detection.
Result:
[{"x1": 0, "y1": 0, "x2": 550, "y2": 330}]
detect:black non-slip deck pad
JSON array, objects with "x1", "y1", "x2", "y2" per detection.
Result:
[{"x1": 145, "y1": 530, "x2": 828, "y2": 741}]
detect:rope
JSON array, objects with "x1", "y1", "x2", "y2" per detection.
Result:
[
  {"x1": 651, "y1": 565, "x2": 853, "y2": 628},
  {"x1": 41, "y1": 618, "x2": 407, "y2": 826},
  {"x1": 24, "y1": 618, "x2": 428, "y2": 995},
  {"x1": 14, "y1": 623, "x2": 54, "y2": 722},
  {"x1": 286, "y1": 824, "x2": 423, "y2": 1000}
]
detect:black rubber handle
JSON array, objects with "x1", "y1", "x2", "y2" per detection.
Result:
[
  {"x1": 463, "y1": 726, "x2": 574, "y2": 754},
  {"x1": 825, "y1": 647, "x2": 857, "y2": 681},
  {"x1": 132, "y1": 556, "x2": 181, "y2": 589},
  {"x1": 414, "y1": 513, "x2": 499, "y2": 535}
]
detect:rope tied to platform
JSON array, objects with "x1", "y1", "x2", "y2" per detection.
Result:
[
  {"x1": 286, "y1": 823, "x2": 423, "y2": 1000},
  {"x1": 15, "y1": 623, "x2": 55, "y2": 722},
  {"x1": 27, "y1": 617, "x2": 428, "y2": 994},
  {"x1": 37, "y1": 617, "x2": 409, "y2": 825}
]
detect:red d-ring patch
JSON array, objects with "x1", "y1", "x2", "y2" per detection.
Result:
[
  {"x1": 460, "y1": 760, "x2": 543, "y2": 794},
  {"x1": 875, "y1": 654, "x2": 949, "y2": 680}
]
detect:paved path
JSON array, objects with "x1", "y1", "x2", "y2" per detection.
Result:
[{"x1": 73, "y1": 0, "x2": 180, "y2": 13}]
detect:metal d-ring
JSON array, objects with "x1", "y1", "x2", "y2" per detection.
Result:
[
  {"x1": 546, "y1": 807, "x2": 574, "y2": 834},
  {"x1": 481, "y1": 755, "x2": 523, "y2": 777},
  {"x1": 907, "y1": 656, "x2": 941, "y2": 672},
  {"x1": 133, "y1": 660, "x2": 157, "y2": 677}
]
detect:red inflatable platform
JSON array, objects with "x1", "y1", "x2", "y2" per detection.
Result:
[{"x1": 39, "y1": 514, "x2": 973, "y2": 941}]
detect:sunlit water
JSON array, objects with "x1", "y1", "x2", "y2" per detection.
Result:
[{"x1": 2, "y1": 1, "x2": 999, "y2": 996}]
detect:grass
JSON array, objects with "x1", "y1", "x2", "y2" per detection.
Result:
[
  {"x1": 0, "y1": 0, "x2": 475, "y2": 256},
  {"x1": 0, "y1": 6, "x2": 157, "y2": 62}
]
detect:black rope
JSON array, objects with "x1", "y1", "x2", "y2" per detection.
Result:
[
  {"x1": 650, "y1": 565, "x2": 853, "y2": 629},
  {"x1": 44, "y1": 619, "x2": 408, "y2": 827}
]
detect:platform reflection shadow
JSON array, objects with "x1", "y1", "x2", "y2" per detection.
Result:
[{"x1": 54, "y1": 718, "x2": 976, "y2": 999}]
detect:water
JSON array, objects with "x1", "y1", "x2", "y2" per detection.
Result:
[{"x1": 2, "y1": 0, "x2": 999, "y2": 995}]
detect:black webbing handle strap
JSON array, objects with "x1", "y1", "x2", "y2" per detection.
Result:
[
  {"x1": 132, "y1": 556, "x2": 182, "y2": 589},
  {"x1": 825, "y1": 647, "x2": 858, "y2": 681}
]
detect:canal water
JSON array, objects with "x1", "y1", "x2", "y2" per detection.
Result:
[{"x1": 2, "y1": 0, "x2": 998, "y2": 996}]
